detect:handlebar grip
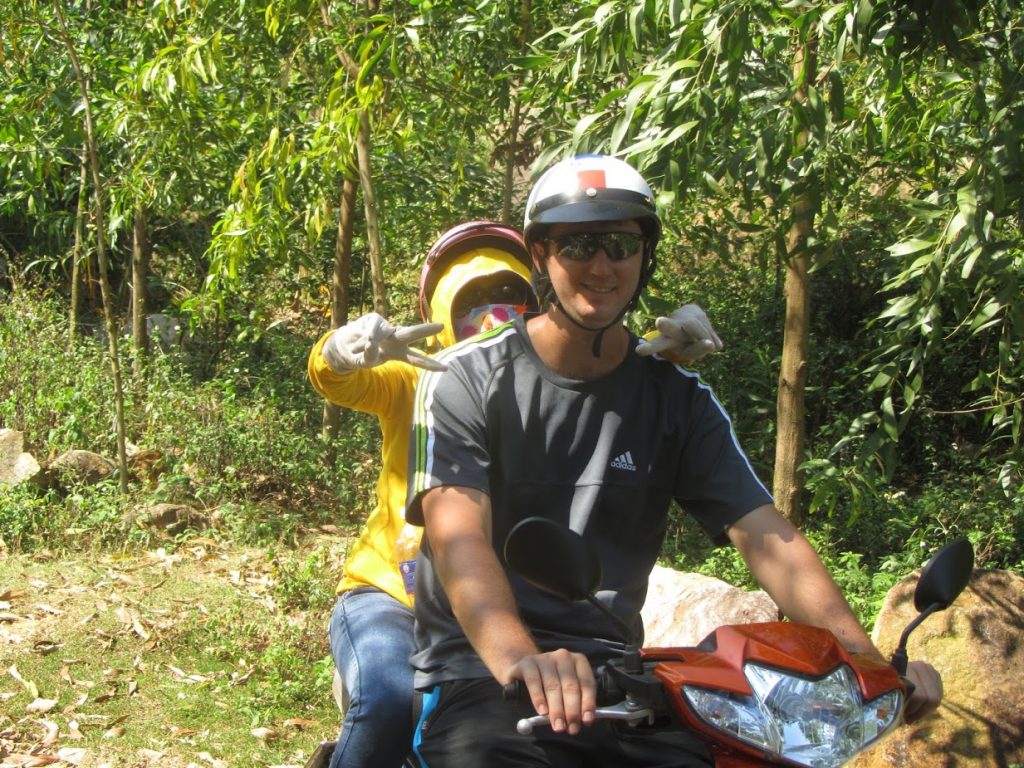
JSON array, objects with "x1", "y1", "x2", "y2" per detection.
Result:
[
  {"x1": 503, "y1": 680, "x2": 526, "y2": 702},
  {"x1": 903, "y1": 678, "x2": 916, "y2": 700}
]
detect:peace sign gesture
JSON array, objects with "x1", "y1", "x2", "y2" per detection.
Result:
[{"x1": 322, "y1": 313, "x2": 448, "y2": 373}]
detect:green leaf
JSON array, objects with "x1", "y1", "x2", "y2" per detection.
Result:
[
  {"x1": 956, "y1": 185, "x2": 978, "y2": 228},
  {"x1": 961, "y1": 246, "x2": 983, "y2": 279},
  {"x1": 516, "y1": 55, "x2": 552, "y2": 69},
  {"x1": 611, "y1": 82, "x2": 649, "y2": 152},
  {"x1": 903, "y1": 370, "x2": 923, "y2": 410},
  {"x1": 806, "y1": 85, "x2": 826, "y2": 133},
  {"x1": 828, "y1": 71, "x2": 844, "y2": 123},
  {"x1": 877, "y1": 296, "x2": 918, "y2": 321},
  {"x1": 629, "y1": 2, "x2": 644, "y2": 45},
  {"x1": 669, "y1": 0, "x2": 682, "y2": 26},
  {"x1": 734, "y1": 222, "x2": 768, "y2": 234},
  {"x1": 887, "y1": 238, "x2": 934, "y2": 257},
  {"x1": 573, "y1": 111, "x2": 603, "y2": 139},
  {"x1": 881, "y1": 396, "x2": 899, "y2": 441},
  {"x1": 855, "y1": 0, "x2": 873, "y2": 37},
  {"x1": 970, "y1": 300, "x2": 1003, "y2": 333}
]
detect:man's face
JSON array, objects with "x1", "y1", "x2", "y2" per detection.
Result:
[{"x1": 534, "y1": 219, "x2": 645, "y2": 329}]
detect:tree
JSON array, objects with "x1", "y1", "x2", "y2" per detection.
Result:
[
  {"x1": 517, "y1": 0, "x2": 841, "y2": 522},
  {"x1": 773, "y1": 33, "x2": 819, "y2": 524},
  {"x1": 53, "y1": 3, "x2": 130, "y2": 492},
  {"x1": 515, "y1": 0, "x2": 1023, "y2": 518},
  {"x1": 850, "y1": 0, "x2": 1024, "y2": 498}
]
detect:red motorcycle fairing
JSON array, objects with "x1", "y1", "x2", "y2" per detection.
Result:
[{"x1": 644, "y1": 622, "x2": 906, "y2": 766}]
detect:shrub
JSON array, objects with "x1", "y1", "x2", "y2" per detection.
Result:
[{"x1": 0, "y1": 288, "x2": 379, "y2": 548}]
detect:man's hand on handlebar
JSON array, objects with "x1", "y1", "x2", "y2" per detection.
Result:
[
  {"x1": 507, "y1": 649, "x2": 597, "y2": 736},
  {"x1": 904, "y1": 660, "x2": 943, "y2": 723}
]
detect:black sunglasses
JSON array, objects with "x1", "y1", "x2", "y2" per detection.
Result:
[{"x1": 547, "y1": 232, "x2": 646, "y2": 263}]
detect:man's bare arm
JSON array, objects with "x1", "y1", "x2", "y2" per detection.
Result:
[
  {"x1": 421, "y1": 485, "x2": 596, "y2": 734},
  {"x1": 422, "y1": 486, "x2": 538, "y2": 678},
  {"x1": 727, "y1": 504, "x2": 942, "y2": 721}
]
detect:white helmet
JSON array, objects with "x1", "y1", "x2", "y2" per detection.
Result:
[
  {"x1": 523, "y1": 154, "x2": 661, "y2": 252},
  {"x1": 524, "y1": 156, "x2": 661, "y2": 342}
]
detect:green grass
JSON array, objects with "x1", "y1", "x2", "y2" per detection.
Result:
[{"x1": 0, "y1": 540, "x2": 344, "y2": 767}]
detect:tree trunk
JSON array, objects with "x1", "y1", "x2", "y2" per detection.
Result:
[
  {"x1": 69, "y1": 142, "x2": 89, "y2": 350},
  {"x1": 55, "y1": 5, "x2": 130, "y2": 494},
  {"x1": 322, "y1": 177, "x2": 357, "y2": 442},
  {"x1": 501, "y1": 0, "x2": 531, "y2": 224},
  {"x1": 502, "y1": 99, "x2": 522, "y2": 226},
  {"x1": 319, "y1": 0, "x2": 386, "y2": 316},
  {"x1": 332, "y1": 177, "x2": 356, "y2": 328},
  {"x1": 774, "y1": 228, "x2": 812, "y2": 524},
  {"x1": 131, "y1": 205, "x2": 150, "y2": 369},
  {"x1": 356, "y1": 110, "x2": 386, "y2": 316},
  {"x1": 772, "y1": 37, "x2": 819, "y2": 526}
]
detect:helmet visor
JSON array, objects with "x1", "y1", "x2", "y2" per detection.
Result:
[
  {"x1": 453, "y1": 303, "x2": 529, "y2": 341},
  {"x1": 451, "y1": 274, "x2": 534, "y2": 320}
]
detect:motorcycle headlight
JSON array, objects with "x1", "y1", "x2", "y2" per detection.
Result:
[{"x1": 683, "y1": 663, "x2": 902, "y2": 768}]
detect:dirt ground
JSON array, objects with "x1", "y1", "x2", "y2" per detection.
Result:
[{"x1": 0, "y1": 539, "x2": 341, "y2": 768}]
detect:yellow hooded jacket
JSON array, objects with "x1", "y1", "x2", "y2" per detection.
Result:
[{"x1": 308, "y1": 247, "x2": 534, "y2": 606}]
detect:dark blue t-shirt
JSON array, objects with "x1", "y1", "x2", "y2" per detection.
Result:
[{"x1": 407, "y1": 318, "x2": 772, "y2": 688}]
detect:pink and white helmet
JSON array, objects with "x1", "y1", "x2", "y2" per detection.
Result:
[{"x1": 417, "y1": 221, "x2": 531, "y2": 323}]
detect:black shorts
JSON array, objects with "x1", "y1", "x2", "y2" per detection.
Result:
[{"x1": 412, "y1": 678, "x2": 713, "y2": 768}]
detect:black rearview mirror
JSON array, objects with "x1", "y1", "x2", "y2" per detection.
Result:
[
  {"x1": 504, "y1": 517, "x2": 601, "y2": 601},
  {"x1": 914, "y1": 537, "x2": 975, "y2": 612}
]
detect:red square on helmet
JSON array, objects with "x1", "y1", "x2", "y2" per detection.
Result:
[{"x1": 576, "y1": 169, "x2": 607, "y2": 190}]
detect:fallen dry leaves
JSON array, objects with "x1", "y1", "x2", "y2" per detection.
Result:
[{"x1": 1, "y1": 542, "x2": 340, "y2": 768}]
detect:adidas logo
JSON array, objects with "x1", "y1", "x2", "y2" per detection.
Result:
[{"x1": 610, "y1": 451, "x2": 637, "y2": 471}]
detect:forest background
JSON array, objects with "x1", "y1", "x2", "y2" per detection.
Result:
[{"x1": 1, "y1": 0, "x2": 1022, "y2": 765}]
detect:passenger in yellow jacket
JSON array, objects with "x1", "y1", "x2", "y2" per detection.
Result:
[
  {"x1": 307, "y1": 221, "x2": 722, "y2": 768},
  {"x1": 308, "y1": 222, "x2": 539, "y2": 768}
]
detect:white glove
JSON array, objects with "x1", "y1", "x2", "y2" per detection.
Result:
[
  {"x1": 635, "y1": 304, "x2": 723, "y2": 362},
  {"x1": 321, "y1": 313, "x2": 448, "y2": 373}
]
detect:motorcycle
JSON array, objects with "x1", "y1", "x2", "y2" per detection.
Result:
[{"x1": 500, "y1": 516, "x2": 974, "y2": 768}]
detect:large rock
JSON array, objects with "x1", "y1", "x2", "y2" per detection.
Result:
[
  {"x1": 129, "y1": 503, "x2": 208, "y2": 535},
  {"x1": 851, "y1": 568, "x2": 1024, "y2": 767},
  {"x1": 47, "y1": 449, "x2": 116, "y2": 486},
  {"x1": 0, "y1": 428, "x2": 41, "y2": 486},
  {"x1": 641, "y1": 565, "x2": 779, "y2": 648},
  {"x1": 127, "y1": 447, "x2": 165, "y2": 487}
]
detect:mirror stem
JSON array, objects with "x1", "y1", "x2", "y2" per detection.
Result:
[
  {"x1": 890, "y1": 602, "x2": 941, "y2": 675},
  {"x1": 585, "y1": 595, "x2": 644, "y2": 673}
]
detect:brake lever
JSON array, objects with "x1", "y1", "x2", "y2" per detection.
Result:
[{"x1": 515, "y1": 701, "x2": 656, "y2": 735}]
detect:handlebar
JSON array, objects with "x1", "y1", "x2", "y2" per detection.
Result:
[
  {"x1": 502, "y1": 681, "x2": 525, "y2": 702},
  {"x1": 514, "y1": 701, "x2": 657, "y2": 735},
  {"x1": 502, "y1": 677, "x2": 655, "y2": 735}
]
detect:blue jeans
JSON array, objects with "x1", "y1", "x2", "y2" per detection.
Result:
[{"x1": 328, "y1": 588, "x2": 416, "y2": 768}]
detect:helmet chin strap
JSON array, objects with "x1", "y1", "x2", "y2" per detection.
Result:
[
  {"x1": 535, "y1": 247, "x2": 654, "y2": 358},
  {"x1": 552, "y1": 298, "x2": 627, "y2": 357}
]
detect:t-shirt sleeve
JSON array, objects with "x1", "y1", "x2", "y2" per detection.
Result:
[
  {"x1": 406, "y1": 356, "x2": 491, "y2": 526},
  {"x1": 673, "y1": 380, "x2": 774, "y2": 544}
]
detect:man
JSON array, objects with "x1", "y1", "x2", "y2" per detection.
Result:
[
  {"x1": 307, "y1": 218, "x2": 723, "y2": 767},
  {"x1": 405, "y1": 155, "x2": 942, "y2": 767}
]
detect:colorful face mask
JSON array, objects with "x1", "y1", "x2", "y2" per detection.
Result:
[{"x1": 453, "y1": 303, "x2": 528, "y2": 341}]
